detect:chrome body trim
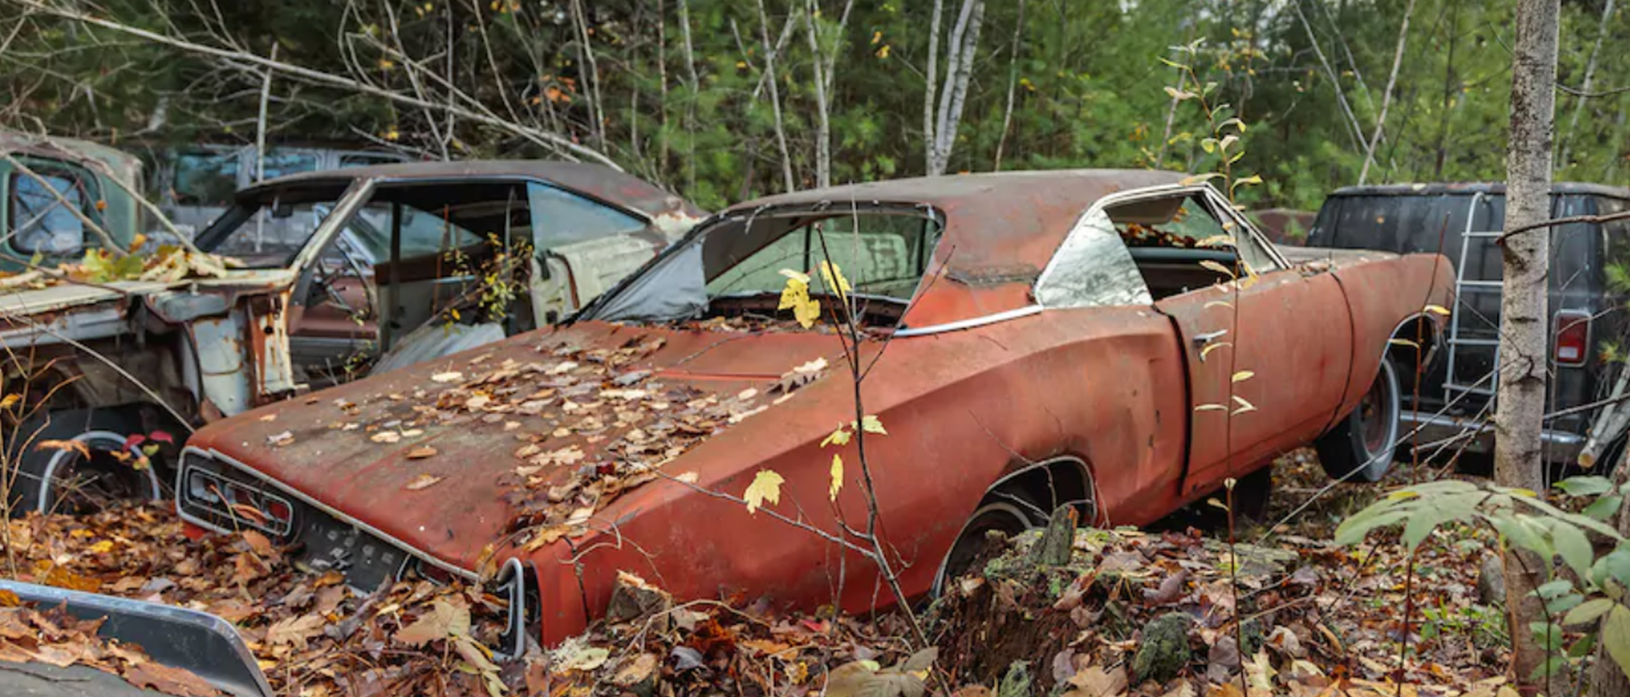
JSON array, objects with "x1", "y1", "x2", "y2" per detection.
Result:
[
  {"x1": 893, "y1": 305, "x2": 1044, "y2": 337},
  {"x1": 174, "y1": 445, "x2": 480, "y2": 582}
]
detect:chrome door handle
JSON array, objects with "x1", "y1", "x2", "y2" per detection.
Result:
[{"x1": 1194, "y1": 329, "x2": 1228, "y2": 361}]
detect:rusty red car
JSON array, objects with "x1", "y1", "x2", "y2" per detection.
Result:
[{"x1": 173, "y1": 170, "x2": 1453, "y2": 651}]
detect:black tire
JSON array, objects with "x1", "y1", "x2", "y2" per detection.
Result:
[
  {"x1": 1230, "y1": 465, "x2": 1273, "y2": 523},
  {"x1": 1315, "y1": 360, "x2": 1401, "y2": 483},
  {"x1": 932, "y1": 497, "x2": 1042, "y2": 597},
  {"x1": 5, "y1": 409, "x2": 161, "y2": 516}
]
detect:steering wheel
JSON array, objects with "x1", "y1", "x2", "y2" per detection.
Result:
[{"x1": 310, "y1": 235, "x2": 377, "y2": 319}]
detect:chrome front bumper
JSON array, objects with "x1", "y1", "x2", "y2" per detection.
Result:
[{"x1": 1399, "y1": 410, "x2": 1585, "y2": 463}]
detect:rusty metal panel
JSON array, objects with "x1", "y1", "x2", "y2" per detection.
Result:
[
  {"x1": 1156, "y1": 269, "x2": 1355, "y2": 496},
  {"x1": 1327, "y1": 253, "x2": 1456, "y2": 427}
]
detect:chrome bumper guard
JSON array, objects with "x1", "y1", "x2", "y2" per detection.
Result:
[{"x1": 1400, "y1": 410, "x2": 1585, "y2": 462}]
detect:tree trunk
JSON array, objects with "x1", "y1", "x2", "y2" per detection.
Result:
[
  {"x1": 1293, "y1": 3, "x2": 1366, "y2": 152},
  {"x1": 1495, "y1": 0, "x2": 1560, "y2": 691},
  {"x1": 676, "y1": 0, "x2": 700, "y2": 192},
  {"x1": 754, "y1": 0, "x2": 796, "y2": 192},
  {"x1": 1357, "y1": 0, "x2": 1417, "y2": 185},
  {"x1": 993, "y1": 0, "x2": 1026, "y2": 171},
  {"x1": 923, "y1": 0, "x2": 944, "y2": 175},
  {"x1": 1558, "y1": 0, "x2": 1616, "y2": 168},
  {"x1": 929, "y1": 0, "x2": 984, "y2": 176}
]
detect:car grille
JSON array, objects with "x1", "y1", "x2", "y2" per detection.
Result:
[
  {"x1": 175, "y1": 448, "x2": 534, "y2": 651},
  {"x1": 177, "y1": 449, "x2": 421, "y2": 591}
]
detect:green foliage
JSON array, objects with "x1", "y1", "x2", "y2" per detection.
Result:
[
  {"x1": 3, "y1": 1, "x2": 1628, "y2": 211},
  {"x1": 1337, "y1": 477, "x2": 1630, "y2": 680}
]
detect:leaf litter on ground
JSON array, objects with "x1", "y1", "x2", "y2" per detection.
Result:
[{"x1": 1, "y1": 449, "x2": 1518, "y2": 697}]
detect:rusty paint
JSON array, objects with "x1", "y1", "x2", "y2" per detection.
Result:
[{"x1": 179, "y1": 172, "x2": 1453, "y2": 647}]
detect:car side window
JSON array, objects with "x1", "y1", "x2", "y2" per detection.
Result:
[
  {"x1": 9, "y1": 163, "x2": 97, "y2": 256},
  {"x1": 527, "y1": 183, "x2": 646, "y2": 250}
]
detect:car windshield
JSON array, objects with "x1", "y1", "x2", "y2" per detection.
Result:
[
  {"x1": 583, "y1": 204, "x2": 942, "y2": 325},
  {"x1": 194, "y1": 184, "x2": 485, "y2": 268}
]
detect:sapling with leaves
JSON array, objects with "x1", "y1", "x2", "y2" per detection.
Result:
[{"x1": 1337, "y1": 476, "x2": 1630, "y2": 682}]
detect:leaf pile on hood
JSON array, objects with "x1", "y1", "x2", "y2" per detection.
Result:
[
  {"x1": 4, "y1": 503, "x2": 511, "y2": 697},
  {"x1": 345, "y1": 329, "x2": 829, "y2": 550}
]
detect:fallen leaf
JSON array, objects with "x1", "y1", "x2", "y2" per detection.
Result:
[
  {"x1": 397, "y1": 599, "x2": 470, "y2": 646},
  {"x1": 405, "y1": 474, "x2": 443, "y2": 491},
  {"x1": 432, "y1": 371, "x2": 464, "y2": 383},
  {"x1": 406, "y1": 445, "x2": 437, "y2": 460},
  {"x1": 371, "y1": 431, "x2": 402, "y2": 444}
]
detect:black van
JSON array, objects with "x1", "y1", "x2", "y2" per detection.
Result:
[{"x1": 1307, "y1": 182, "x2": 1630, "y2": 470}]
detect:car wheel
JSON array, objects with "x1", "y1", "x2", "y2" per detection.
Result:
[
  {"x1": 932, "y1": 499, "x2": 1041, "y2": 597},
  {"x1": 6, "y1": 410, "x2": 161, "y2": 516},
  {"x1": 1315, "y1": 359, "x2": 1401, "y2": 483}
]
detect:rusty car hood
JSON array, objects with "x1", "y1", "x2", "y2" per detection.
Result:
[{"x1": 186, "y1": 319, "x2": 852, "y2": 569}]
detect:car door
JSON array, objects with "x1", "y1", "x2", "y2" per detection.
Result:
[{"x1": 1150, "y1": 191, "x2": 1354, "y2": 498}]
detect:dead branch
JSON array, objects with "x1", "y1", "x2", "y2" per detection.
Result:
[
  {"x1": 16, "y1": 0, "x2": 622, "y2": 169},
  {"x1": 751, "y1": 0, "x2": 795, "y2": 192},
  {"x1": 1557, "y1": 83, "x2": 1630, "y2": 98},
  {"x1": 1357, "y1": 0, "x2": 1416, "y2": 185},
  {"x1": 1498, "y1": 210, "x2": 1630, "y2": 241}
]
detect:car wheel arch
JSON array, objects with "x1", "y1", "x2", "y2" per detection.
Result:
[{"x1": 978, "y1": 455, "x2": 1102, "y2": 526}]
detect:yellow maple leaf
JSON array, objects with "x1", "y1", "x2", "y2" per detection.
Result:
[
  {"x1": 818, "y1": 261, "x2": 851, "y2": 297},
  {"x1": 744, "y1": 470, "x2": 784, "y2": 514},
  {"x1": 829, "y1": 454, "x2": 843, "y2": 501},
  {"x1": 778, "y1": 269, "x2": 820, "y2": 328}
]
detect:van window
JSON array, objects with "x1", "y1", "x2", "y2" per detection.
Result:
[{"x1": 174, "y1": 151, "x2": 240, "y2": 206}]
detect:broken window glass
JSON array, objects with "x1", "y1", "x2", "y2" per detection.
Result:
[{"x1": 10, "y1": 167, "x2": 92, "y2": 256}]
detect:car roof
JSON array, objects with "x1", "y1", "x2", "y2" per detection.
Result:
[
  {"x1": 239, "y1": 160, "x2": 705, "y2": 221},
  {"x1": 725, "y1": 169, "x2": 1190, "y2": 273},
  {"x1": 1330, "y1": 181, "x2": 1630, "y2": 199}
]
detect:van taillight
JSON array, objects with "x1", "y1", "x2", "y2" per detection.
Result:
[{"x1": 1555, "y1": 310, "x2": 1591, "y2": 367}]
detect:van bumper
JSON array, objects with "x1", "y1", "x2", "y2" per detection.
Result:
[{"x1": 1399, "y1": 410, "x2": 1585, "y2": 463}]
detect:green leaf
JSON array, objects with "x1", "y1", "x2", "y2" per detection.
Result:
[
  {"x1": 858, "y1": 415, "x2": 887, "y2": 435},
  {"x1": 1566, "y1": 598, "x2": 1616, "y2": 626},
  {"x1": 1537, "y1": 579, "x2": 1575, "y2": 599},
  {"x1": 1557, "y1": 476, "x2": 1614, "y2": 497},
  {"x1": 1335, "y1": 508, "x2": 1411, "y2": 546},
  {"x1": 1553, "y1": 520, "x2": 1596, "y2": 581},
  {"x1": 1604, "y1": 605, "x2": 1630, "y2": 680},
  {"x1": 1531, "y1": 655, "x2": 1568, "y2": 680},
  {"x1": 1587, "y1": 495, "x2": 1624, "y2": 521},
  {"x1": 1599, "y1": 548, "x2": 1630, "y2": 587},
  {"x1": 1570, "y1": 633, "x2": 1598, "y2": 658}
]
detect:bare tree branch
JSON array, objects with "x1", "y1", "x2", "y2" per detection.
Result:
[
  {"x1": 15, "y1": 0, "x2": 622, "y2": 169},
  {"x1": 1358, "y1": 0, "x2": 1416, "y2": 185}
]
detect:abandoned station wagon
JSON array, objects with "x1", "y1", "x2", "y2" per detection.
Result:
[{"x1": 175, "y1": 170, "x2": 1453, "y2": 650}]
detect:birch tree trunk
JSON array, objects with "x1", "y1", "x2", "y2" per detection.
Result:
[
  {"x1": 676, "y1": 0, "x2": 700, "y2": 192},
  {"x1": 928, "y1": 0, "x2": 984, "y2": 176},
  {"x1": 1495, "y1": 0, "x2": 1560, "y2": 690},
  {"x1": 1559, "y1": 0, "x2": 1616, "y2": 167},
  {"x1": 993, "y1": 0, "x2": 1026, "y2": 171},
  {"x1": 923, "y1": 0, "x2": 943, "y2": 175},
  {"x1": 803, "y1": 0, "x2": 853, "y2": 189},
  {"x1": 754, "y1": 0, "x2": 796, "y2": 192},
  {"x1": 1357, "y1": 0, "x2": 1416, "y2": 185}
]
